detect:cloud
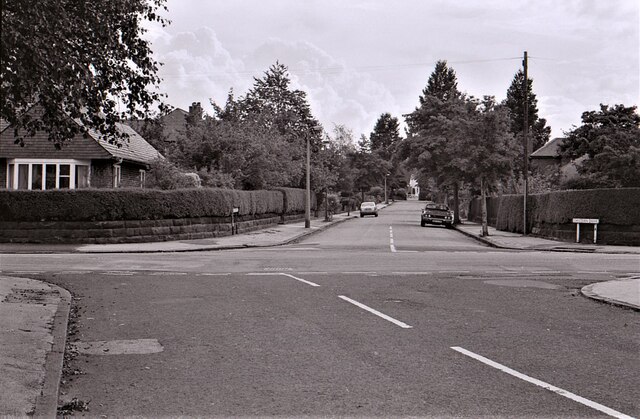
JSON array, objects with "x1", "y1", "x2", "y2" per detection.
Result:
[{"x1": 148, "y1": 27, "x2": 399, "y2": 137}]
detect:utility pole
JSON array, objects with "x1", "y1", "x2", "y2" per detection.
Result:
[{"x1": 522, "y1": 50, "x2": 529, "y2": 236}]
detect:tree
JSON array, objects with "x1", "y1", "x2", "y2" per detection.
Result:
[
  {"x1": 370, "y1": 113, "x2": 402, "y2": 156},
  {"x1": 403, "y1": 60, "x2": 467, "y2": 221},
  {"x1": 1, "y1": 0, "x2": 168, "y2": 146},
  {"x1": 559, "y1": 104, "x2": 640, "y2": 188},
  {"x1": 468, "y1": 97, "x2": 519, "y2": 235},
  {"x1": 504, "y1": 69, "x2": 551, "y2": 153},
  {"x1": 419, "y1": 60, "x2": 460, "y2": 103}
]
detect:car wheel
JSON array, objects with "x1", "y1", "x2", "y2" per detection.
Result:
[
  {"x1": 360, "y1": 214, "x2": 364, "y2": 218},
  {"x1": 375, "y1": 214, "x2": 378, "y2": 217},
  {"x1": 421, "y1": 220, "x2": 425, "y2": 227}
]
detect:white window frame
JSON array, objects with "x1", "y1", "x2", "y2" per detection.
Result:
[
  {"x1": 113, "y1": 164, "x2": 122, "y2": 188},
  {"x1": 139, "y1": 169, "x2": 146, "y2": 188},
  {"x1": 5, "y1": 158, "x2": 91, "y2": 190}
]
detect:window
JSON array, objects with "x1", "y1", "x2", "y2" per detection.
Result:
[
  {"x1": 139, "y1": 169, "x2": 146, "y2": 188},
  {"x1": 59, "y1": 164, "x2": 70, "y2": 189},
  {"x1": 18, "y1": 164, "x2": 29, "y2": 190},
  {"x1": 75, "y1": 165, "x2": 90, "y2": 188},
  {"x1": 113, "y1": 164, "x2": 121, "y2": 188},
  {"x1": 45, "y1": 164, "x2": 56, "y2": 189},
  {"x1": 5, "y1": 159, "x2": 91, "y2": 190}
]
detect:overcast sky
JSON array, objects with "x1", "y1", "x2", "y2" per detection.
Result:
[{"x1": 147, "y1": 0, "x2": 639, "y2": 141}]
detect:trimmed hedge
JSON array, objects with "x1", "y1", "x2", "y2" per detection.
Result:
[
  {"x1": 273, "y1": 187, "x2": 316, "y2": 214},
  {"x1": 0, "y1": 187, "x2": 294, "y2": 222},
  {"x1": 467, "y1": 188, "x2": 640, "y2": 245}
]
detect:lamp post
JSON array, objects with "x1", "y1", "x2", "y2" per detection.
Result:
[
  {"x1": 384, "y1": 173, "x2": 389, "y2": 204},
  {"x1": 305, "y1": 133, "x2": 311, "y2": 228}
]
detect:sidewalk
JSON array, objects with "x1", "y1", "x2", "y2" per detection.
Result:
[
  {"x1": 0, "y1": 211, "x2": 359, "y2": 254},
  {"x1": 0, "y1": 208, "x2": 637, "y2": 416},
  {"x1": 455, "y1": 221, "x2": 640, "y2": 311}
]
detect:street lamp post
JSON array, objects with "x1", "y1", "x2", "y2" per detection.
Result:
[
  {"x1": 384, "y1": 173, "x2": 389, "y2": 204},
  {"x1": 305, "y1": 133, "x2": 311, "y2": 228}
]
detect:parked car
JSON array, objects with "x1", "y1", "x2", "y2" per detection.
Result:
[
  {"x1": 421, "y1": 202, "x2": 453, "y2": 228},
  {"x1": 360, "y1": 201, "x2": 378, "y2": 217}
]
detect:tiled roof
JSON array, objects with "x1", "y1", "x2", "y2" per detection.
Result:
[
  {"x1": 88, "y1": 123, "x2": 163, "y2": 165},
  {"x1": 531, "y1": 137, "x2": 565, "y2": 158},
  {"x1": 0, "y1": 118, "x2": 9, "y2": 133}
]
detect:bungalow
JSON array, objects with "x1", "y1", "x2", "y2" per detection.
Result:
[
  {"x1": 0, "y1": 109, "x2": 162, "y2": 190},
  {"x1": 530, "y1": 137, "x2": 582, "y2": 182}
]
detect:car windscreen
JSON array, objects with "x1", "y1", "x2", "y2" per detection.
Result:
[{"x1": 425, "y1": 204, "x2": 449, "y2": 211}]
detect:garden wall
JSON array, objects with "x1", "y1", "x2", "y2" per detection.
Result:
[
  {"x1": 0, "y1": 187, "x2": 314, "y2": 244},
  {"x1": 467, "y1": 188, "x2": 640, "y2": 246}
]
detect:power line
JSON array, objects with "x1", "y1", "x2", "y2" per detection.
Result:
[{"x1": 158, "y1": 56, "x2": 523, "y2": 78}]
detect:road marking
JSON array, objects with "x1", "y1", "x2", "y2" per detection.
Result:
[
  {"x1": 389, "y1": 226, "x2": 397, "y2": 252},
  {"x1": 451, "y1": 346, "x2": 634, "y2": 419},
  {"x1": 247, "y1": 272, "x2": 320, "y2": 287},
  {"x1": 341, "y1": 271, "x2": 377, "y2": 275},
  {"x1": 338, "y1": 295, "x2": 412, "y2": 328},
  {"x1": 279, "y1": 273, "x2": 320, "y2": 287},
  {"x1": 297, "y1": 271, "x2": 329, "y2": 275},
  {"x1": 102, "y1": 271, "x2": 136, "y2": 276},
  {"x1": 149, "y1": 271, "x2": 187, "y2": 276},
  {"x1": 198, "y1": 273, "x2": 231, "y2": 276},
  {"x1": 392, "y1": 272, "x2": 434, "y2": 275}
]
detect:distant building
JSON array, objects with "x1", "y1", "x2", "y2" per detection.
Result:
[
  {"x1": 530, "y1": 137, "x2": 581, "y2": 181},
  {"x1": 1, "y1": 106, "x2": 162, "y2": 190}
]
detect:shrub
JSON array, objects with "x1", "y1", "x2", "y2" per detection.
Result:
[{"x1": 273, "y1": 187, "x2": 316, "y2": 213}]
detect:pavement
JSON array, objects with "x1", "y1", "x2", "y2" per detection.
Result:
[{"x1": 0, "y1": 205, "x2": 638, "y2": 416}]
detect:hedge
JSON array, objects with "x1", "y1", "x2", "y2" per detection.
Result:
[
  {"x1": 273, "y1": 187, "x2": 316, "y2": 214},
  {"x1": 467, "y1": 188, "x2": 640, "y2": 244},
  {"x1": 0, "y1": 187, "x2": 300, "y2": 222}
]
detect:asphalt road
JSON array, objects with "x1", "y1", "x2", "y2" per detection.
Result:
[{"x1": 1, "y1": 200, "x2": 638, "y2": 417}]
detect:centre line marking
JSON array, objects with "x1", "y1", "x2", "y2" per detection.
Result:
[
  {"x1": 389, "y1": 226, "x2": 397, "y2": 252},
  {"x1": 451, "y1": 346, "x2": 634, "y2": 419},
  {"x1": 339, "y1": 295, "x2": 412, "y2": 328}
]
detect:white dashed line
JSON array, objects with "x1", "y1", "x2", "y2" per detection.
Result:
[
  {"x1": 451, "y1": 346, "x2": 634, "y2": 419},
  {"x1": 339, "y1": 295, "x2": 412, "y2": 328},
  {"x1": 246, "y1": 272, "x2": 320, "y2": 287},
  {"x1": 389, "y1": 226, "x2": 397, "y2": 252},
  {"x1": 198, "y1": 273, "x2": 232, "y2": 276},
  {"x1": 279, "y1": 273, "x2": 320, "y2": 287}
]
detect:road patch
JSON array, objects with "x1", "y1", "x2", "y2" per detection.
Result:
[{"x1": 71, "y1": 339, "x2": 163, "y2": 355}]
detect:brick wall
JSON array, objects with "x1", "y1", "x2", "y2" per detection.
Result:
[
  {"x1": 0, "y1": 213, "x2": 305, "y2": 244},
  {"x1": 0, "y1": 158, "x2": 6, "y2": 189}
]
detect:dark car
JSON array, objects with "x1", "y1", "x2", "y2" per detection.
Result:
[{"x1": 421, "y1": 202, "x2": 454, "y2": 228}]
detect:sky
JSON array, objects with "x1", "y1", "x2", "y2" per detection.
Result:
[{"x1": 146, "y1": 0, "x2": 639, "y2": 142}]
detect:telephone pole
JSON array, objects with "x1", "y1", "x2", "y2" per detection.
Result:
[{"x1": 522, "y1": 51, "x2": 529, "y2": 236}]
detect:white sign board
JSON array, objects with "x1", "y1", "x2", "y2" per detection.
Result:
[{"x1": 572, "y1": 218, "x2": 599, "y2": 224}]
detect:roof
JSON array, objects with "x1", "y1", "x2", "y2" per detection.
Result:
[
  {"x1": 0, "y1": 106, "x2": 162, "y2": 164},
  {"x1": 530, "y1": 137, "x2": 565, "y2": 159},
  {"x1": 88, "y1": 123, "x2": 163, "y2": 165},
  {"x1": 124, "y1": 108, "x2": 188, "y2": 144}
]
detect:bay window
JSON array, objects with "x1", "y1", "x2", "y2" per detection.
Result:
[{"x1": 5, "y1": 159, "x2": 91, "y2": 190}]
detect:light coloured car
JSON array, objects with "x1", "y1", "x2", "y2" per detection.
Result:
[{"x1": 360, "y1": 201, "x2": 378, "y2": 217}]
